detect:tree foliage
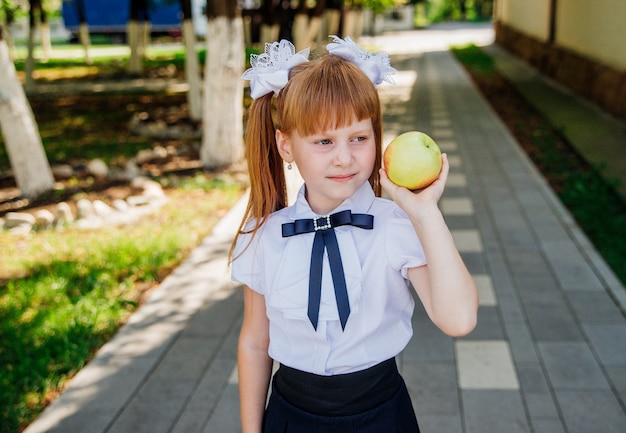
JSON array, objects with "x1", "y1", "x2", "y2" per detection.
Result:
[
  {"x1": 427, "y1": 0, "x2": 493, "y2": 22},
  {"x1": 360, "y1": 0, "x2": 408, "y2": 15}
]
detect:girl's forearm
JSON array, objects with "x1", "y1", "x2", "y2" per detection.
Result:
[
  {"x1": 409, "y1": 206, "x2": 478, "y2": 336},
  {"x1": 238, "y1": 343, "x2": 273, "y2": 433}
]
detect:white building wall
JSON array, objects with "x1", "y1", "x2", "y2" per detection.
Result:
[
  {"x1": 494, "y1": 0, "x2": 551, "y2": 41},
  {"x1": 495, "y1": 0, "x2": 626, "y2": 70},
  {"x1": 556, "y1": 0, "x2": 626, "y2": 69}
]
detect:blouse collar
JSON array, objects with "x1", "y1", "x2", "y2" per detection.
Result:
[{"x1": 288, "y1": 181, "x2": 376, "y2": 220}]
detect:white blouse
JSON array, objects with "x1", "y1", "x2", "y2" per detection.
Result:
[{"x1": 231, "y1": 182, "x2": 426, "y2": 375}]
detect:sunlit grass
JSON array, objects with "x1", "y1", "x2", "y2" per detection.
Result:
[
  {"x1": 0, "y1": 176, "x2": 246, "y2": 432},
  {"x1": 11, "y1": 45, "x2": 206, "y2": 83}
]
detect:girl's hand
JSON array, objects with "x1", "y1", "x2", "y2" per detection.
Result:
[{"x1": 380, "y1": 153, "x2": 449, "y2": 219}]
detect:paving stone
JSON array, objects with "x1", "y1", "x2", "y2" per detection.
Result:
[
  {"x1": 505, "y1": 250, "x2": 556, "y2": 279},
  {"x1": 435, "y1": 137, "x2": 457, "y2": 150},
  {"x1": 416, "y1": 415, "x2": 463, "y2": 433},
  {"x1": 556, "y1": 390, "x2": 626, "y2": 433},
  {"x1": 505, "y1": 323, "x2": 542, "y2": 365},
  {"x1": 459, "y1": 251, "x2": 488, "y2": 274},
  {"x1": 567, "y1": 291, "x2": 625, "y2": 324},
  {"x1": 441, "y1": 197, "x2": 474, "y2": 215},
  {"x1": 407, "y1": 301, "x2": 456, "y2": 363},
  {"x1": 498, "y1": 227, "x2": 539, "y2": 253},
  {"x1": 23, "y1": 355, "x2": 157, "y2": 433},
  {"x1": 541, "y1": 240, "x2": 606, "y2": 291},
  {"x1": 96, "y1": 319, "x2": 182, "y2": 359},
  {"x1": 515, "y1": 362, "x2": 551, "y2": 394},
  {"x1": 447, "y1": 154, "x2": 463, "y2": 167},
  {"x1": 524, "y1": 391, "x2": 561, "y2": 419},
  {"x1": 582, "y1": 323, "x2": 626, "y2": 366},
  {"x1": 441, "y1": 214, "x2": 476, "y2": 230},
  {"x1": 403, "y1": 362, "x2": 461, "y2": 416},
  {"x1": 465, "y1": 306, "x2": 505, "y2": 340},
  {"x1": 108, "y1": 380, "x2": 198, "y2": 433},
  {"x1": 462, "y1": 390, "x2": 530, "y2": 433},
  {"x1": 517, "y1": 281, "x2": 567, "y2": 307},
  {"x1": 201, "y1": 379, "x2": 241, "y2": 433},
  {"x1": 530, "y1": 418, "x2": 566, "y2": 433},
  {"x1": 456, "y1": 340, "x2": 520, "y2": 390},
  {"x1": 473, "y1": 274, "x2": 497, "y2": 306},
  {"x1": 605, "y1": 366, "x2": 626, "y2": 404},
  {"x1": 525, "y1": 304, "x2": 585, "y2": 341},
  {"x1": 538, "y1": 342, "x2": 611, "y2": 389},
  {"x1": 150, "y1": 336, "x2": 220, "y2": 380},
  {"x1": 451, "y1": 229, "x2": 483, "y2": 253},
  {"x1": 170, "y1": 356, "x2": 238, "y2": 433},
  {"x1": 442, "y1": 185, "x2": 471, "y2": 199},
  {"x1": 182, "y1": 296, "x2": 243, "y2": 338}
]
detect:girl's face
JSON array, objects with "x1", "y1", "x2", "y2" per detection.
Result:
[{"x1": 277, "y1": 117, "x2": 377, "y2": 215}]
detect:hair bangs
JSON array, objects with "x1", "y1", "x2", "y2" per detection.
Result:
[{"x1": 278, "y1": 56, "x2": 381, "y2": 137}]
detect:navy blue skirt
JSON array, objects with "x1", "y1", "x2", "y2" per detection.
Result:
[{"x1": 263, "y1": 362, "x2": 420, "y2": 433}]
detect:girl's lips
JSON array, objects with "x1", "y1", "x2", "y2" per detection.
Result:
[{"x1": 328, "y1": 174, "x2": 356, "y2": 183}]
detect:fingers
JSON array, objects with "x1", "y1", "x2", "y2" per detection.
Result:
[
  {"x1": 379, "y1": 167, "x2": 391, "y2": 189},
  {"x1": 437, "y1": 153, "x2": 449, "y2": 185}
]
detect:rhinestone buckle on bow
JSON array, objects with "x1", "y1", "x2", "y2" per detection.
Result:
[{"x1": 313, "y1": 215, "x2": 332, "y2": 231}]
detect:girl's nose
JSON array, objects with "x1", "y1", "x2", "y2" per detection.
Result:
[{"x1": 334, "y1": 143, "x2": 353, "y2": 166}]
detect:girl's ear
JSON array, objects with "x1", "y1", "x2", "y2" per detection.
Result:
[{"x1": 276, "y1": 129, "x2": 293, "y2": 163}]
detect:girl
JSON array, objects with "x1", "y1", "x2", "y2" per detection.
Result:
[{"x1": 231, "y1": 37, "x2": 478, "y2": 433}]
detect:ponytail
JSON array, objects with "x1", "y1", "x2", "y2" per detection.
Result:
[{"x1": 230, "y1": 93, "x2": 288, "y2": 260}]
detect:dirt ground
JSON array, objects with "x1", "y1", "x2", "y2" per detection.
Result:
[{"x1": 0, "y1": 95, "x2": 208, "y2": 220}]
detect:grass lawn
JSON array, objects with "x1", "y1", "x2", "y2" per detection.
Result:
[
  {"x1": 0, "y1": 45, "x2": 247, "y2": 432},
  {"x1": 0, "y1": 176, "x2": 245, "y2": 432}
]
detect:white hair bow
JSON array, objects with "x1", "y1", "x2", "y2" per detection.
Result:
[
  {"x1": 326, "y1": 35, "x2": 397, "y2": 86},
  {"x1": 242, "y1": 40, "x2": 310, "y2": 99}
]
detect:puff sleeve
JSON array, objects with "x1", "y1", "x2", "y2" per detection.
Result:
[{"x1": 231, "y1": 224, "x2": 265, "y2": 295}]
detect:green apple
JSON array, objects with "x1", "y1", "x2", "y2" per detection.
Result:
[{"x1": 383, "y1": 131, "x2": 442, "y2": 190}]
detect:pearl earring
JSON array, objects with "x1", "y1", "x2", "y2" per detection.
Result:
[{"x1": 287, "y1": 162, "x2": 292, "y2": 170}]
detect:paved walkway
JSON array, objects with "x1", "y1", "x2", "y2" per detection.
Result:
[{"x1": 24, "y1": 25, "x2": 626, "y2": 433}]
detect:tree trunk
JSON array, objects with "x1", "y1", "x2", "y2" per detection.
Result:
[
  {"x1": 76, "y1": 0, "x2": 92, "y2": 64},
  {"x1": 127, "y1": 20, "x2": 141, "y2": 73},
  {"x1": 142, "y1": 20, "x2": 151, "y2": 50},
  {"x1": 127, "y1": 0, "x2": 149, "y2": 74},
  {"x1": 342, "y1": 2, "x2": 363, "y2": 39},
  {"x1": 459, "y1": 0, "x2": 467, "y2": 20},
  {"x1": 293, "y1": 0, "x2": 308, "y2": 50},
  {"x1": 39, "y1": 5, "x2": 51, "y2": 60},
  {"x1": 78, "y1": 23, "x2": 91, "y2": 64},
  {"x1": 324, "y1": 3, "x2": 341, "y2": 39},
  {"x1": 259, "y1": 0, "x2": 280, "y2": 44},
  {"x1": 0, "y1": 33, "x2": 54, "y2": 198},
  {"x1": 293, "y1": 0, "x2": 326, "y2": 51},
  {"x1": 27, "y1": 0, "x2": 51, "y2": 62},
  {"x1": 181, "y1": 0, "x2": 201, "y2": 120},
  {"x1": 25, "y1": 2, "x2": 38, "y2": 91},
  {"x1": 1, "y1": 4, "x2": 16, "y2": 59},
  {"x1": 201, "y1": 0, "x2": 244, "y2": 169}
]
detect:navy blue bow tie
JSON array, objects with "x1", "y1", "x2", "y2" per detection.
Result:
[{"x1": 282, "y1": 209, "x2": 374, "y2": 331}]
